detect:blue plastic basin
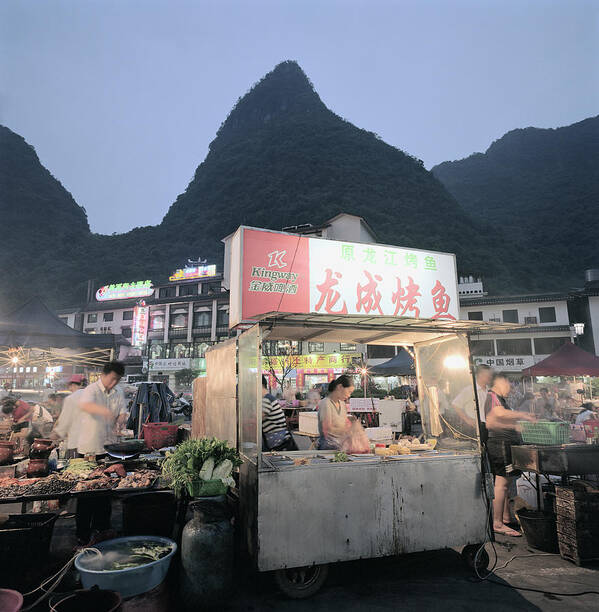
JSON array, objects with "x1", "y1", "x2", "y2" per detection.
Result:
[{"x1": 75, "y1": 535, "x2": 177, "y2": 598}]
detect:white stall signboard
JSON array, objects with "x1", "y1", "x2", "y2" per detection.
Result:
[{"x1": 228, "y1": 227, "x2": 459, "y2": 327}]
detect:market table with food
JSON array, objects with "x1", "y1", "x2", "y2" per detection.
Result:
[{"x1": 0, "y1": 443, "x2": 167, "y2": 508}]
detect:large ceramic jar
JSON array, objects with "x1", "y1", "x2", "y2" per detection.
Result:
[
  {"x1": 29, "y1": 438, "x2": 53, "y2": 459},
  {"x1": 0, "y1": 441, "x2": 15, "y2": 465},
  {"x1": 180, "y1": 495, "x2": 234, "y2": 609}
]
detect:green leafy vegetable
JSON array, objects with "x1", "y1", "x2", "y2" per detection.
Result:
[
  {"x1": 332, "y1": 452, "x2": 349, "y2": 462},
  {"x1": 161, "y1": 438, "x2": 241, "y2": 496}
]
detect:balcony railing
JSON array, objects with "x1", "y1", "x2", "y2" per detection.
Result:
[
  {"x1": 192, "y1": 326, "x2": 212, "y2": 337},
  {"x1": 168, "y1": 328, "x2": 188, "y2": 339}
]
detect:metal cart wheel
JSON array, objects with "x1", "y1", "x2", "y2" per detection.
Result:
[
  {"x1": 274, "y1": 563, "x2": 329, "y2": 599},
  {"x1": 461, "y1": 544, "x2": 490, "y2": 573}
]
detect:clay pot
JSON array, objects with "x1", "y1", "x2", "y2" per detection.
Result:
[
  {"x1": 0, "y1": 441, "x2": 15, "y2": 466},
  {"x1": 27, "y1": 457, "x2": 49, "y2": 477},
  {"x1": 29, "y1": 438, "x2": 54, "y2": 459}
]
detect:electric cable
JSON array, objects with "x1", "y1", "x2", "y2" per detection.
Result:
[{"x1": 21, "y1": 547, "x2": 101, "y2": 611}]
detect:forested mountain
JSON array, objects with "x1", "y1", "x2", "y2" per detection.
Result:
[
  {"x1": 2, "y1": 61, "x2": 593, "y2": 311},
  {"x1": 0, "y1": 126, "x2": 91, "y2": 308},
  {"x1": 158, "y1": 61, "x2": 510, "y2": 288},
  {"x1": 432, "y1": 115, "x2": 599, "y2": 287}
]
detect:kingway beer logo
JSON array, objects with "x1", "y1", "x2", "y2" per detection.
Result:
[
  {"x1": 248, "y1": 248, "x2": 298, "y2": 295},
  {"x1": 267, "y1": 249, "x2": 287, "y2": 269}
]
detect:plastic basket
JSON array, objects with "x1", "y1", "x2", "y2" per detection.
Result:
[
  {"x1": 519, "y1": 421, "x2": 570, "y2": 445},
  {"x1": 0, "y1": 513, "x2": 58, "y2": 569},
  {"x1": 142, "y1": 422, "x2": 179, "y2": 449},
  {"x1": 187, "y1": 479, "x2": 228, "y2": 498}
]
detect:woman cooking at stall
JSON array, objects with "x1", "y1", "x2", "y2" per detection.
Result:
[{"x1": 317, "y1": 375, "x2": 355, "y2": 450}]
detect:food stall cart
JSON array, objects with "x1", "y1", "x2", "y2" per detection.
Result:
[{"x1": 198, "y1": 226, "x2": 529, "y2": 597}]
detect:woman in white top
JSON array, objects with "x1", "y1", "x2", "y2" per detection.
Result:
[{"x1": 317, "y1": 375, "x2": 355, "y2": 450}]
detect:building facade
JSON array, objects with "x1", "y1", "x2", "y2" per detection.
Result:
[
  {"x1": 57, "y1": 264, "x2": 231, "y2": 384},
  {"x1": 459, "y1": 291, "x2": 573, "y2": 374}
]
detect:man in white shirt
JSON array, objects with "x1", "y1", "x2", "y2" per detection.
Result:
[
  {"x1": 50, "y1": 374, "x2": 87, "y2": 459},
  {"x1": 78, "y1": 365, "x2": 127, "y2": 456},
  {"x1": 452, "y1": 365, "x2": 492, "y2": 429},
  {"x1": 75, "y1": 361, "x2": 126, "y2": 545}
]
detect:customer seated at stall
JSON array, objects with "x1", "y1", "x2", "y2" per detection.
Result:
[
  {"x1": 317, "y1": 375, "x2": 354, "y2": 450},
  {"x1": 402, "y1": 400, "x2": 423, "y2": 437},
  {"x1": 575, "y1": 401, "x2": 598, "y2": 425},
  {"x1": 485, "y1": 373, "x2": 536, "y2": 537},
  {"x1": 262, "y1": 376, "x2": 297, "y2": 452}
]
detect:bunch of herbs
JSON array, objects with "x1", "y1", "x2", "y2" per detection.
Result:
[{"x1": 161, "y1": 437, "x2": 241, "y2": 496}]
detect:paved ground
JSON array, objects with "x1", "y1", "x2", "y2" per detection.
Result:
[
  {"x1": 229, "y1": 535, "x2": 599, "y2": 612},
  {"x1": 3, "y1": 503, "x2": 599, "y2": 611}
]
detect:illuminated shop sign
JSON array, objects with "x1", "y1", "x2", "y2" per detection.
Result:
[
  {"x1": 169, "y1": 265, "x2": 217, "y2": 282},
  {"x1": 96, "y1": 280, "x2": 154, "y2": 302},
  {"x1": 132, "y1": 303, "x2": 149, "y2": 348},
  {"x1": 228, "y1": 227, "x2": 459, "y2": 327}
]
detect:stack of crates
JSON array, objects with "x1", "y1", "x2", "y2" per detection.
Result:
[
  {"x1": 555, "y1": 483, "x2": 599, "y2": 565},
  {"x1": 519, "y1": 421, "x2": 570, "y2": 445}
]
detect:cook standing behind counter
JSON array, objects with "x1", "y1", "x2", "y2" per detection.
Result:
[{"x1": 317, "y1": 375, "x2": 355, "y2": 450}]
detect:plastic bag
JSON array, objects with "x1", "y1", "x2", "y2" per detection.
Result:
[{"x1": 341, "y1": 420, "x2": 370, "y2": 454}]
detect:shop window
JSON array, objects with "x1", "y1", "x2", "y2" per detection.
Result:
[
  {"x1": 172, "y1": 343, "x2": 191, "y2": 358},
  {"x1": 217, "y1": 310, "x2": 229, "y2": 326},
  {"x1": 539, "y1": 307, "x2": 557, "y2": 323},
  {"x1": 496, "y1": 338, "x2": 532, "y2": 355},
  {"x1": 85, "y1": 328, "x2": 95, "y2": 333},
  {"x1": 340, "y1": 343, "x2": 356, "y2": 352},
  {"x1": 159, "y1": 287, "x2": 176, "y2": 299},
  {"x1": 470, "y1": 340, "x2": 495, "y2": 356},
  {"x1": 308, "y1": 342, "x2": 324, "y2": 353},
  {"x1": 170, "y1": 310, "x2": 188, "y2": 329},
  {"x1": 202, "y1": 282, "x2": 221, "y2": 295},
  {"x1": 502, "y1": 310, "x2": 519, "y2": 324},
  {"x1": 87, "y1": 313, "x2": 97, "y2": 323},
  {"x1": 123, "y1": 311, "x2": 134, "y2": 321},
  {"x1": 180, "y1": 284, "x2": 198, "y2": 296},
  {"x1": 193, "y1": 311, "x2": 211, "y2": 328},
  {"x1": 121, "y1": 326, "x2": 132, "y2": 338},
  {"x1": 193, "y1": 342, "x2": 211, "y2": 358},
  {"x1": 263, "y1": 340, "x2": 300, "y2": 356},
  {"x1": 149, "y1": 343, "x2": 166, "y2": 359},
  {"x1": 468, "y1": 311, "x2": 483, "y2": 321},
  {"x1": 150, "y1": 311, "x2": 165, "y2": 330},
  {"x1": 103, "y1": 312, "x2": 114, "y2": 322},
  {"x1": 367, "y1": 345, "x2": 395, "y2": 359},
  {"x1": 534, "y1": 337, "x2": 569, "y2": 355}
]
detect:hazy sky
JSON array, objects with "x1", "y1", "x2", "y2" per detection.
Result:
[{"x1": 1, "y1": 0, "x2": 598, "y2": 234}]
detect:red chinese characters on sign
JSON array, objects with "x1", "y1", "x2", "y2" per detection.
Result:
[
  {"x1": 356, "y1": 271, "x2": 383, "y2": 315},
  {"x1": 431, "y1": 280, "x2": 456, "y2": 320},
  {"x1": 315, "y1": 269, "x2": 348, "y2": 314},
  {"x1": 391, "y1": 276, "x2": 421, "y2": 318}
]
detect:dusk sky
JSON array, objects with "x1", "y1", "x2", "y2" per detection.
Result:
[{"x1": 1, "y1": 0, "x2": 598, "y2": 234}]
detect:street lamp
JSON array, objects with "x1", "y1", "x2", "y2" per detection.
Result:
[{"x1": 10, "y1": 356, "x2": 18, "y2": 365}]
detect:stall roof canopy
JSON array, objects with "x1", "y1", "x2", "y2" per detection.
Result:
[
  {"x1": 370, "y1": 348, "x2": 415, "y2": 376},
  {"x1": 250, "y1": 312, "x2": 529, "y2": 345},
  {"x1": 0, "y1": 297, "x2": 123, "y2": 350},
  {"x1": 521, "y1": 342, "x2": 599, "y2": 377}
]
